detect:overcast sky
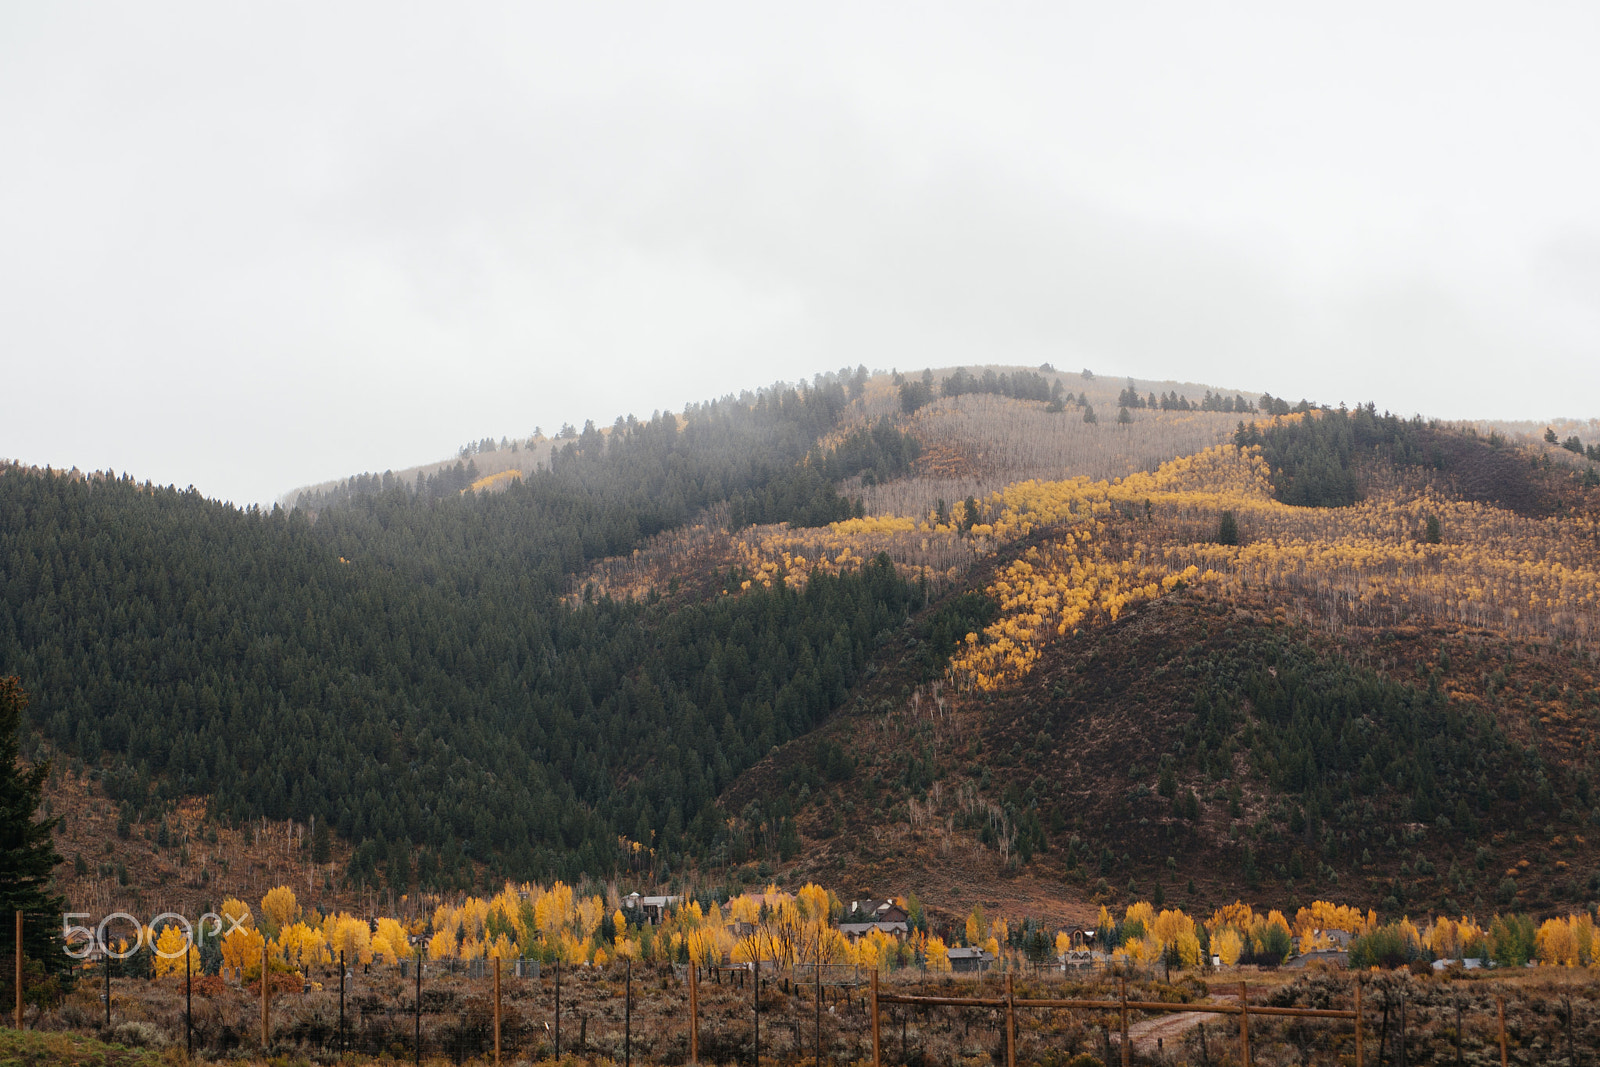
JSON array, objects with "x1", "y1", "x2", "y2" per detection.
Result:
[{"x1": 3, "y1": 3, "x2": 1598, "y2": 505}]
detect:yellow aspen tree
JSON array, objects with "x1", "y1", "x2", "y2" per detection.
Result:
[
  {"x1": 965, "y1": 906, "x2": 986, "y2": 946},
  {"x1": 486, "y1": 933, "x2": 518, "y2": 962},
  {"x1": 326, "y1": 914, "x2": 373, "y2": 967},
  {"x1": 427, "y1": 927, "x2": 457, "y2": 961},
  {"x1": 221, "y1": 925, "x2": 265, "y2": 978},
  {"x1": 370, "y1": 935, "x2": 398, "y2": 966},
  {"x1": 1214, "y1": 928, "x2": 1244, "y2": 967},
  {"x1": 1537, "y1": 918, "x2": 1580, "y2": 966},
  {"x1": 153, "y1": 924, "x2": 200, "y2": 978},
  {"x1": 261, "y1": 885, "x2": 298, "y2": 932},
  {"x1": 376, "y1": 918, "x2": 412, "y2": 960},
  {"x1": 221, "y1": 897, "x2": 254, "y2": 930}
]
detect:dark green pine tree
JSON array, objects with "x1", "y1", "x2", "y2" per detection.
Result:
[
  {"x1": 1216, "y1": 510, "x2": 1240, "y2": 546},
  {"x1": 0, "y1": 677, "x2": 68, "y2": 982},
  {"x1": 311, "y1": 817, "x2": 332, "y2": 864}
]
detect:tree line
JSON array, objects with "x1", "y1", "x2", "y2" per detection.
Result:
[{"x1": 896, "y1": 366, "x2": 1061, "y2": 414}]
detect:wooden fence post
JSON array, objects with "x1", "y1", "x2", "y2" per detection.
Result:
[
  {"x1": 494, "y1": 955, "x2": 501, "y2": 1067},
  {"x1": 690, "y1": 960, "x2": 700, "y2": 1066},
  {"x1": 870, "y1": 970, "x2": 881, "y2": 1067},
  {"x1": 1119, "y1": 977, "x2": 1130, "y2": 1067},
  {"x1": 1005, "y1": 973, "x2": 1016, "y2": 1067},
  {"x1": 1399, "y1": 991, "x2": 1407, "y2": 1067},
  {"x1": 1239, "y1": 982, "x2": 1250, "y2": 1067},
  {"x1": 260, "y1": 937, "x2": 269, "y2": 1050},
  {"x1": 1354, "y1": 980, "x2": 1363, "y2": 1067},
  {"x1": 1497, "y1": 996, "x2": 1508, "y2": 1067},
  {"x1": 815, "y1": 949, "x2": 823, "y2": 1067}
]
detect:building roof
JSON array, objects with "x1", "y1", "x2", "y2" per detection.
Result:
[
  {"x1": 947, "y1": 947, "x2": 995, "y2": 960},
  {"x1": 839, "y1": 921, "x2": 909, "y2": 937},
  {"x1": 850, "y1": 899, "x2": 907, "y2": 917}
]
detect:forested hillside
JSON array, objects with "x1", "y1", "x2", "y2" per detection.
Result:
[
  {"x1": 711, "y1": 401, "x2": 1600, "y2": 917},
  {"x1": 0, "y1": 374, "x2": 927, "y2": 892},
  {"x1": 7, "y1": 365, "x2": 1600, "y2": 923}
]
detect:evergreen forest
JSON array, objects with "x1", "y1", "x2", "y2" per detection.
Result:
[{"x1": 0, "y1": 376, "x2": 927, "y2": 889}]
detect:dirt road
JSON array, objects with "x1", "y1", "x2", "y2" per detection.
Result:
[{"x1": 1127, "y1": 995, "x2": 1237, "y2": 1056}]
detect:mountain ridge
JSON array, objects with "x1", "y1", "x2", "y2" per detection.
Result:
[{"x1": 5, "y1": 365, "x2": 1599, "y2": 930}]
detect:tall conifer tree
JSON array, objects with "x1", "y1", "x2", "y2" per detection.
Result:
[{"x1": 1, "y1": 677, "x2": 66, "y2": 977}]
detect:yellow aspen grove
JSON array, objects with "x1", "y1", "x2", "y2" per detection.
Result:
[
  {"x1": 325, "y1": 913, "x2": 373, "y2": 967},
  {"x1": 1536, "y1": 918, "x2": 1582, "y2": 966},
  {"x1": 376, "y1": 917, "x2": 412, "y2": 960},
  {"x1": 274, "y1": 922, "x2": 328, "y2": 970}
]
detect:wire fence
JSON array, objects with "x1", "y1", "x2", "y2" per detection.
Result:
[{"x1": 8, "y1": 911, "x2": 1585, "y2": 1065}]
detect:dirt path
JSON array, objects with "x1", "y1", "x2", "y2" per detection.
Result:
[{"x1": 1127, "y1": 995, "x2": 1237, "y2": 1055}]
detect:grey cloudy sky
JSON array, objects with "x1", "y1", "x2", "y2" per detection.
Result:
[{"x1": 3, "y1": 3, "x2": 1598, "y2": 505}]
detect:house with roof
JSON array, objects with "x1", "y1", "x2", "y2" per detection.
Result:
[
  {"x1": 621, "y1": 892, "x2": 682, "y2": 925},
  {"x1": 948, "y1": 946, "x2": 996, "y2": 973},
  {"x1": 840, "y1": 899, "x2": 911, "y2": 940}
]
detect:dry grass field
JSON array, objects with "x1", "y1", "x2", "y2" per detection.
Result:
[{"x1": 14, "y1": 959, "x2": 1600, "y2": 1065}]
